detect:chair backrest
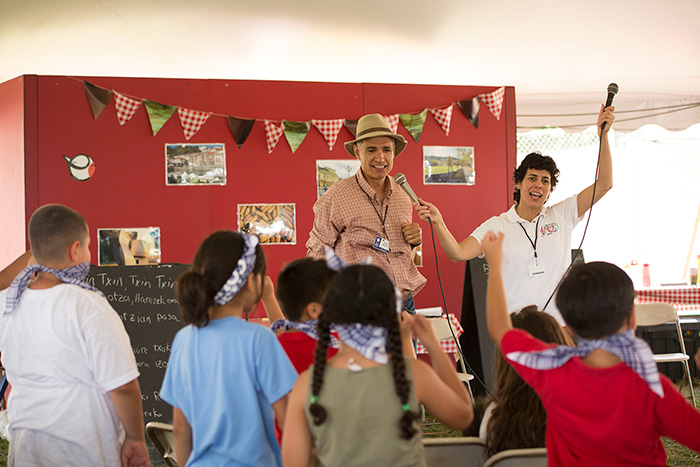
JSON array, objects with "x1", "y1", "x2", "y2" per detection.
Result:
[
  {"x1": 635, "y1": 303, "x2": 678, "y2": 327},
  {"x1": 483, "y1": 447, "x2": 547, "y2": 467},
  {"x1": 423, "y1": 436, "x2": 486, "y2": 467},
  {"x1": 146, "y1": 421, "x2": 177, "y2": 467}
]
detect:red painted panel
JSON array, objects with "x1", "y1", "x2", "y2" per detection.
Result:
[
  {"x1": 27, "y1": 76, "x2": 515, "y2": 318},
  {"x1": 0, "y1": 76, "x2": 28, "y2": 267}
]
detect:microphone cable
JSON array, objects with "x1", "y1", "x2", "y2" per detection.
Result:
[
  {"x1": 542, "y1": 121, "x2": 607, "y2": 312},
  {"x1": 425, "y1": 211, "x2": 493, "y2": 398}
]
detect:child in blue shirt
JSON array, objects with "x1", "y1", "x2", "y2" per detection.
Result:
[{"x1": 160, "y1": 231, "x2": 297, "y2": 466}]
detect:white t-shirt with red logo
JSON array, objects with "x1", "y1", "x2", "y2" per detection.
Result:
[{"x1": 471, "y1": 194, "x2": 581, "y2": 324}]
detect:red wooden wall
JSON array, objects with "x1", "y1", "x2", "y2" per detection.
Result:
[{"x1": 6, "y1": 75, "x2": 516, "y2": 318}]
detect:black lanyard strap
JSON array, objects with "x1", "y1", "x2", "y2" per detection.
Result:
[
  {"x1": 355, "y1": 174, "x2": 389, "y2": 236},
  {"x1": 518, "y1": 216, "x2": 541, "y2": 260}
]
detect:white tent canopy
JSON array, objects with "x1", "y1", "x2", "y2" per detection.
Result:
[{"x1": 2, "y1": 0, "x2": 699, "y2": 130}]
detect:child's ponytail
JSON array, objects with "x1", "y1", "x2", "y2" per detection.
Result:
[
  {"x1": 387, "y1": 318, "x2": 419, "y2": 440},
  {"x1": 176, "y1": 231, "x2": 266, "y2": 327},
  {"x1": 309, "y1": 316, "x2": 332, "y2": 425},
  {"x1": 176, "y1": 270, "x2": 216, "y2": 327}
]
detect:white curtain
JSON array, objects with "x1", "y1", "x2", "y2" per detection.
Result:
[{"x1": 519, "y1": 124, "x2": 700, "y2": 287}]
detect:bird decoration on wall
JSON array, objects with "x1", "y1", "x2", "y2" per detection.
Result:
[{"x1": 63, "y1": 154, "x2": 96, "y2": 181}]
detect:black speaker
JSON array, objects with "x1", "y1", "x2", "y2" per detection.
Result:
[{"x1": 460, "y1": 257, "x2": 496, "y2": 397}]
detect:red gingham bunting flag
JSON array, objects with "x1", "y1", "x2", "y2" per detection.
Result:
[
  {"x1": 177, "y1": 107, "x2": 212, "y2": 140},
  {"x1": 384, "y1": 114, "x2": 400, "y2": 134},
  {"x1": 264, "y1": 120, "x2": 285, "y2": 153},
  {"x1": 430, "y1": 104, "x2": 454, "y2": 136},
  {"x1": 479, "y1": 87, "x2": 505, "y2": 120},
  {"x1": 312, "y1": 119, "x2": 344, "y2": 150},
  {"x1": 113, "y1": 91, "x2": 142, "y2": 126}
]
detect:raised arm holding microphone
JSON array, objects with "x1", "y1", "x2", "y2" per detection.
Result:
[
  {"x1": 306, "y1": 114, "x2": 425, "y2": 313},
  {"x1": 415, "y1": 104, "x2": 616, "y2": 324}
]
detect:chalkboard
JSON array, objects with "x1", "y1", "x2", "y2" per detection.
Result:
[{"x1": 87, "y1": 263, "x2": 189, "y2": 464}]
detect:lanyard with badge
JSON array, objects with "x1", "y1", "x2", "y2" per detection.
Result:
[
  {"x1": 519, "y1": 217, "x2": 547, "y2": 278},
  {"x1": 355, "y1": 174, "x2": 390, "y2": 253}
]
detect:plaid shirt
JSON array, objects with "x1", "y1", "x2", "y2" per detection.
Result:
[{"x1": 306, "y1": 170, "x2": 426, "y2": 295}]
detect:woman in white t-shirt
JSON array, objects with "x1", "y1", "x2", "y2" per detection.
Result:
[{"x1": 415, "y1": 105, "x2": 615, "y2": 322}]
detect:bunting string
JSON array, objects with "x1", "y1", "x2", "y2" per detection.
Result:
[{"x1": 75, "y1": 77, "x2": 503, "y2": 152}]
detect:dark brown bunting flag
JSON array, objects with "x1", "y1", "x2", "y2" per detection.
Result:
[
  {"x1": 457, "y1": 97, "x2": 480, "y2": 129},
  {"x1": 84, "y1": 81, "x2": 113, "y2": 120},
  {"x1": 227, "y1": 117, "x2": 255, "y2": 148}
]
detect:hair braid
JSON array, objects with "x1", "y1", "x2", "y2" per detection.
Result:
[
  {"x1": 309, "y1": 316, "x2": 332, "y2": 425},
  {"x1": 387, "y1": 319, "x2": 418, "y2": 440}
]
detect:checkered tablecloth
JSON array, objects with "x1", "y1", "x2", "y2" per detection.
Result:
[
  {"x1": 416, "y1": 314, "x2": 464, "y2": 355},
  {"x1": 635, "y1": 287, "x2": 700, "y2": 315}
]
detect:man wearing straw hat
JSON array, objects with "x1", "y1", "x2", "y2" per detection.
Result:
[{"x1": 306, "y1": 113, "x2": 425, "y2": 313}]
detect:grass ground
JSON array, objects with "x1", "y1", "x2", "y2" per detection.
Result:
[{"x1": 0, "y1": 381, "x2": 697, "y2": 466}]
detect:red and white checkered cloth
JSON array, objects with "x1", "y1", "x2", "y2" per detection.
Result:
[
  {"x1": 113, "y1": 92, "x2": 142, "y2": 126},
  {"x1": 635, "y1": 287, "x2": 700, "y2": 314},
  {"x1": 312, "y1": 119, "x2": 344, "y2": 151},
  {"x1": 264, "y1": 120, "x2": 285, "y2": 154},
  {"x1": 430, "y1": 104, "x2": 454, "y2": 136},
  {"x1": 384, "y1": 114, "x2": 400, "y2": 134},
  {"x1": 177, "y1": 107, "x2": 212, "y2": 140},
  {"x1": 479, "y1": 87, "x2": 505, "y2": 120},
  {"x1": 416, "y1": 314, "x2": 464, "y2": 355}
]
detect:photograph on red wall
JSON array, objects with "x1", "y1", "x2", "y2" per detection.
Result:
[
  {"x1": 165, "y1": 143, "x2": 226, "y2": 186},
  {"x1": 423, "y1": 146, "x2": 475, "y2": 185},
  {"x1": 238, "y1": 204, "x2": 296, "y2": 244},
  {"x1": 315, "y1": 159, "x2": 360, "y2": 198},
  {"x1": 98, "y1": 228, "x2": 161, "y2": 266}
]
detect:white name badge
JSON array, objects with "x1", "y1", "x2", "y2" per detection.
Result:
[
  {"x1": 373, "y1": 236, "x2": 390, "y2": 253},
  {"x1": 528, "y1": 263, "x2": 547, "y2": 278}
]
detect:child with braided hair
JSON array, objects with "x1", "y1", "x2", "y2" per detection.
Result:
[
  {"x1": 282, "y1": 264, "x2": 473, "y2": 467},
  {"x1": 159, "y1": 231, "x2": 297, "y2": 466}
]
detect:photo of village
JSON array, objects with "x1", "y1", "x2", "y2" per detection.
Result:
[
  {"x1": 315, "y1": 159, "x2": 361, "y2": 198},
  {"x1": 423, "y1": 146, "x2": 475, "y2": 185},
  {"x1": 166, "y1": 143, "x2": 226, "y2": 186}
]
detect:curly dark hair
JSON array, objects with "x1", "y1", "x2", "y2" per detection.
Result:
[
  {"x1": 512, "y1": 152, "x2": 559, "y2": 204},
  {"x1": 309, "y1": 265, "x2": 419, "y2": 440},
  {"x1": 484, "y1": 308, "x2": 574, "y2": 457}
]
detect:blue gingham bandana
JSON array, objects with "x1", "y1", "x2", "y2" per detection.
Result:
[
  {"x1": 324, "y1": 245, "x2": 372, "y2": 272},
  {"x1": 214, "y1": 234, "x2": 259, "y2": 305},
  {"x1": 507, "y1": 329, "x2": 663, "y2": 397},
  {"x1": 334, "y1": 323, "x2": 389, "y2": 364},
  {"x1": 324, "y1": 245, "x2": 402, "y2": 315},
  {"x1": 5, "y1": 262, "x2": 104, "y2": 313},
  {"x1": 270, "y1": 319, "x2": 340, "y2": 348}
]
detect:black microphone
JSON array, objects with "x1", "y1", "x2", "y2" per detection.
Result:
[
  {"x1": 394, "y1": 173, "x2": 419, "y2": 204},
  {"x1": 601, "y1": 82, "x2": 619, "y2": 131}
]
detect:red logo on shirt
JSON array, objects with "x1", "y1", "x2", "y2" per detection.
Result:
[{"x1": 540, "y1": 222, "x2": 560, "y2": 237}]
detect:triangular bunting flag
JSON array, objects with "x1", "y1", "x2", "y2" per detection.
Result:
[
  {"x1": 283, "y1": 120, "x2": 311, "y2": 153},
  {"x1": 144, "y1": 100, "x2": 176, "y2": 136},
  {"x1": 312, "y1": 119, "x2": 344, "y2": 150},
  {"x1": 479, "y1": 87, "x2": 505, "y2": 120},
  {"x1": 384, "y1": 114, "x2": 400, "y2": 134},
  {"x1": 177, "y1": 107, "x2": 212, "y2": 140},
  {"x1": 227, "y1": 117, "x2": 255, "y2": 148},
  {"x1": 264, "y1": 120, "x2": 285, "y2": 153},
  {"x1": 344, "y1": 119, "x2": 358, "y2": 137},
  {"x1": 399, "y1": 109, "x2": 428, "y2": 143},
  {"x1": 113, "y1": 92, "x2": 142, "y2": 126},
  {"x1": 430, "y1": 104, "x2": 454, "y2": 136},
  {"x1": 457, "y1": 97, "x2": 480, "y2": 129},
  {"x1": 84, "y1": 82, "x2": 113, "y2": 120}
]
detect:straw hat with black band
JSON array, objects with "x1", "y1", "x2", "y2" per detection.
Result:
[{"x1": 344, "y1": 114, "x2": 407, "y2": 157}]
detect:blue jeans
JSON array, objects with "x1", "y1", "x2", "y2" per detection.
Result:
[
  {"x1": 402, "y1": 293, "x2": 417, "y2": 352},
  {"x1": 402, "y1": 293, "x2": 416, "y2": 315}
]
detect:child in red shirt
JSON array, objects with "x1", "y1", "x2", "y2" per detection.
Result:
[{"x1": 481, "y1": 231, "x2": 700, "y2": 467}]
